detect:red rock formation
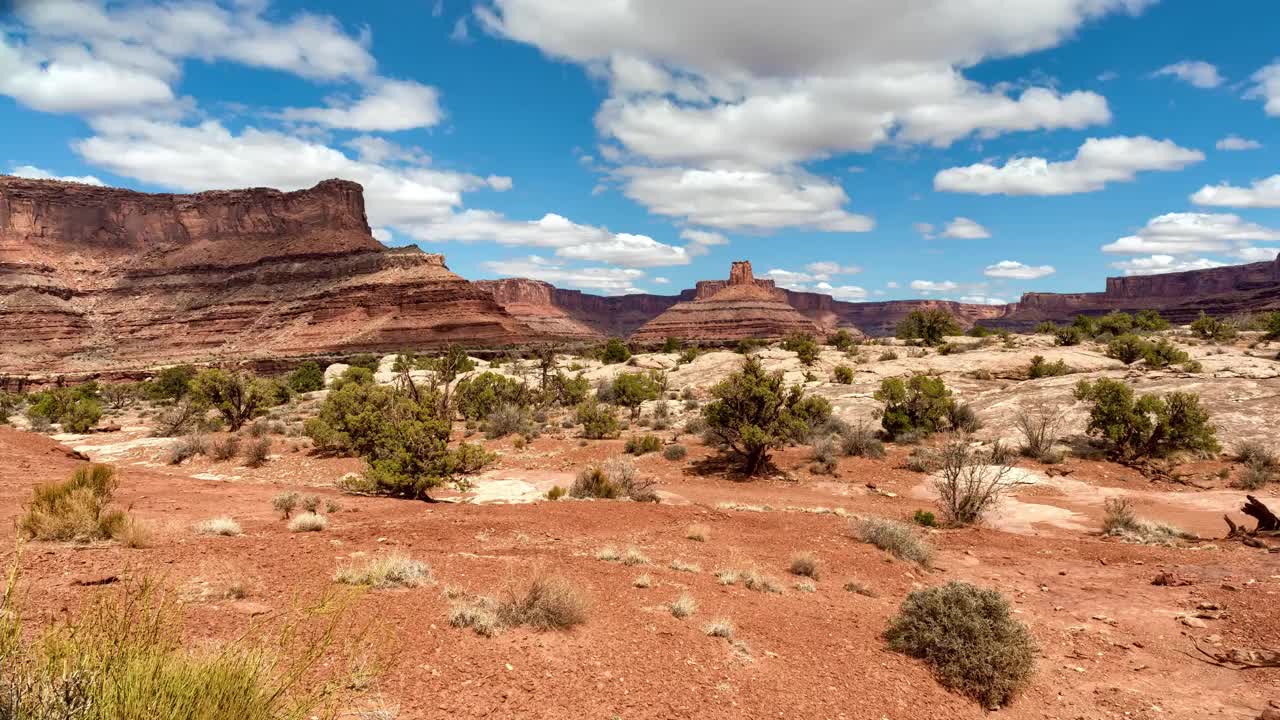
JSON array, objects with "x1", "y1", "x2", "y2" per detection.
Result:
[
  {"x1": 630, "y1": 261, "x2": 822, "y2": 342},
  {"x1": 0, "y1": 176, "x2": 528, "y2": 372},
  {"x1": 477, "y1": 278, "x2": 681, "y2": 338}
]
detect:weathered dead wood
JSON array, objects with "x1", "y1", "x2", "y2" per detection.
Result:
[
  {"x1": 1242, "y1": 495, "x2": 1279, "y2": 532},
  {"x1": 1189, "y1": 640, "x2": 1280, "y2": 670}
]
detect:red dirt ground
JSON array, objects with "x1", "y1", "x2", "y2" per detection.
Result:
[{"x1": 2, "y1": 423, "x2": 1278, "y2": 719}]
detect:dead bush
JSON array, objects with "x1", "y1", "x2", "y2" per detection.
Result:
[
  {"x1": 243, "y1": 436, "x2": 272, "y2": 467},
  {"x1": 167, "y1": 433, "x2": 208, "y2": 465},
  {"x1": 789, "y1": 551, "x2": 820, "y2": 579},
  {"x1": 570, "y1": 457, "x2": 657, "y2": 502},
  {"x1": 18, "y1": 464, "x2": 128, "y2": 543},
  {"x1": 209, "y1": 434, "x2": 241, "y2": 461},
  {"x1": 934, "y1": 441, "x2": 1019, "y2": 526},
  {"x1": 853, "y1": 517, "x2": 931, "y2": 565},
  {"x1": 1014, "y1": 404, "x2": 1065, "y2": 459},
  {"x1": 497, "y1": 574, "x2": 589, "y2": 631}
]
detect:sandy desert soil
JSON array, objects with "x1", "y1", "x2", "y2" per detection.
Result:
[{"x1": 3, "y1": 333, "x2": 1279, "y2": 719}]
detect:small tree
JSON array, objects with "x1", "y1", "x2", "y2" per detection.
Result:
[
  {"x1": 1053, "y1": 326, "x2": 1083, "y2": 346},
  {"x1": 454, "y1": 372, "x2": 526, "y2": 421},
  {"x1": 608, "y1": 372, "x2": 663, "y2": 419},
  {"x1": 287, "y1": 362, "x2": 325, "y2": 393},
  {"x1": 601, "y1": 338, "x2": 632, "y2": 364},
  {"x1": 575, "y1": 399, "x2": 620, "y2": 439},
  {"x1": 1071, "y1": 314, "x2": 1098, "y2": 337},
  {"x1": 828, "y1": 329, "x2": 856, "y2": 351},
  {"x1": 1096, "y1": 311, "x2": 1134, "y2": 336},
  {"x1": 1015, "y1": 404, "x2": 1065, "y2": 459},
  {"x1": 1260, "y1": 311, "x2": 1280, "y2": 341},
  {"x1": 781, "y1": 332, "x2": 819, "y2": 365},
  {"x1": 1190, "y1": 311, "x2": 1236, "y2": 341},
  {"x1": 896, "y1": 309, "x2": 961, "y2": 346},
  {"x1": 1134, "y1": 309, "x2": 1169, "y2": 332},
  {"x1": 701, "y1": 356, "x2": 828, "y2": 475},
  {"x1": 146, "y1": 364, "x2": 196, "y2": 402},
  {"x1": 1141, "y1": 338, "x2": 1189, "y2": 369},
  {"x1": 1105, "y1": 334, "x2": 1150, "y2": 364},
  {"x1": 1074, "y1": 378, "x2": 1220, "y2": 459},
  {"x1": 875, "y1": 374, "x2": 954, "y2": 440},
  {"x1": 188, "y1": 369, "x2": 271, "y2": 431}
]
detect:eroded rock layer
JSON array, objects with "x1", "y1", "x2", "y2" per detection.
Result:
[
  {"x1": 630, "y1": 261, "x2": 822, "y2": 342},
  {"x1": 0, "y1": 176, "x2": 527, "y2": 372}
]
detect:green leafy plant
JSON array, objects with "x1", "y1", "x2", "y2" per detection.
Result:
[
  {"x1": 701, "y1": 356, "x2": 831, "y2": 475},
  {"x1": 600, "y1": 338, "x2": 632, "y2": 364},
  {"x1": 827, "y1": 329, "x2": 857, "y2": 350},
  {"x1": 832, "y1": 365, "x2": 854, "y2": 384},
  {"x1": 188, "y1": 370, "x2": 273, "y2": 431},
  {"x1": 1190, "y1": 311, "x2": 1237, "y2": 341},
  {"x1": 895, "y1": 308, "x2": 961, "y2": 346},
  {"x1": 607, "y1": 372, "x2": 663, "y2": 419},
  {"x1": 1074, "y1": 378, "x2": 1220, "y2": 459},
  {"x1": 875, "y1": 374, "x2": 955, "y2": 440},
  {"x1": 574, "y1": 398, "x2": 620, "y2": 439},
  {"x1": 781, "y1": 332, "x2": 820, "y2": 365},
  {"x1": 1027, "y1": 355, "x2": 1072, "y2": 378}
]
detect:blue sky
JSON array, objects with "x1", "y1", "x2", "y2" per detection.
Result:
[{"x1": 2, "y1": 0, "x2": 1279, "y2": 303}]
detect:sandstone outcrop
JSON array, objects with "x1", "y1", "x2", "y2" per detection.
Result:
[
  {"x1": 0, "y1": 176, "x2": 527, "y2": 372},
  {"x1": 630, "y1": 261, "x2": 823, "y2": 342},
  {"x1": 475, "y1": 278, "x2": 681, "y2": 339}
]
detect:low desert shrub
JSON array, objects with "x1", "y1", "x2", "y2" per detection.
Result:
[
  {"x1": 832, "y1": 365, "x2": 855, "y2": 384},
  {"x1": 243, "y1": 436, "x2": 272, "y2": 467},
  {"x1": 168, "y1": 433, "x2": 208, "y2": 465},
  {"x1": 194, "y1": 516, "x2": 242, "y2": 536},
  {"x1": 209, "y1": 434, "x2": 241, "y2": 461},
  {"x1": 782, "y1": 332, "x2": 820, "y2": 365},
  {"x1": 483, "y1": 403, "x2": 534, "y2": 439},
  {"x1": 844, "y1": 580, "x2": 878, "y2": 597},
  {"x1": 625, "y1": 434, "x2": 662, "y2": 455},
  {"x1": 1237, "y1": 459, "x2": 1277, "y2": 490},
  {"x1": 1106, "y1": 333, "x2": 1151, "y2": 364},
  {"x1": 1074, "y1": 379, "x2": 1220, "y2": 459},
  {"x1": 1027, "y1": 355, "x2": 1072, "y2": 379},
  {"x1": 885, "y1": 582, "x2": 1036, "y2": 707},
  {"x1": 1101, "y1": 498, "x2": 1191, "y2": 545},
  {"x1": 789, "y1": 552, "x2": 820, "y2": 579},
  {"x1": 18, "y1": 464, "x2": 127, "y2": 542},
  {"x1": 271, "y1": 491, "x2": 299, "y2": 518},
  {"x1": 662, "y1": 444, "x2": 688, "y2": 461},
  {"x1": 838, "y1": 421, "x2": 886, "y2": 458},
  {"x1": 545, "y1": 485, "x2": 567, "y2": 501},
  {"x1": 287, "y1": 512, "x2": 328, "y2": 532},
  {"x1": 913, "y1": 509, "x2": 937, "y2": 527},
  {"x1": 1233, "y1": 439, "x2": 1277, "y2": 468},
  {"x1": 810, "y1": 436, "x2": 839, "y2": 475},
  {"x1": 632, "y1": 574, "x2": 653, "y2": 588},
  {"x1": 575, "y1": 399, "x2": 621, "y2": 439},
  {"x1": 853, "y1": 517, "x2": 932, "y2": 565},
  {"x1": 570, "y1": 458, "x2": 656, "y2": 502},
  {"x1": 1190, "y1": 311, "x2": 1236, "y2": 342},
  {"x1": 876, "y1": 374, "x2": 954, "y2": 440},
  {"x1": 1053, "y1": 326, "x2": 1083, "y2": 346},
  {"x1": 947, "y1": 403, "x2": 982, "y2": 433},
  {"x1": 905, "y1": 447, "x2": 940, "y2": 473},
  {"x1": 896, "y1": 308, "x2": 961, "y2": 346},
  {"x1": 334, "y1": 553, "x2": 431, "y2": 588},
  {"x1": 704, "y1": 619, "x2": 734, "y2": 638}
]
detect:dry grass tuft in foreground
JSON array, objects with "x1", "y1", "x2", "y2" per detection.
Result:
[
  {"x1": 669, "y1": 593, "x2": 697, "y2": 618},
  {"x1": 497, "y1": 574, "x2": 589, "y2": 631},
  {"x1": 1101, "y1": 498, "x2": 1193, "y2": 546},
  {"x1": 885, "y1": 581, "x2": 1036, "y2": 708},
  {"x1": 853, "y1": 517, "x2": 932, "y2": 565},
  {"x1": 683, "y1": 523, "x2": 710, "y2": 542},
  {"x1": 788, "y1": 551, "x2": 820, "y2": 579},
  {"x1": 287, "y1": 512, "x2": 328, "y2": 533},
  {"x1": 18, "y1": 464, "x2": 129, "y2": 543},
  {"x1": 334, "y1": 553, "x2": 431, "y2": 589},
  {"x1": 194, "y1": 517, "x2": 242, "y2": 536},
  {"x1": 704, "y1": 618, "x2": 734, "y2": 639}
]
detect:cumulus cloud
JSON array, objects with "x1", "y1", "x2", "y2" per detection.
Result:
[
  {"x1": 941, "y1": 217, "x2": 990, "y2": 239},
  {"x1": 1234, "y1": 247, "x2": 1280, "y2": 263},
  {"x1": 1190, "y1": 175, "x2": 1280, "y2": 209},
  {"x1": 983, "y1": 260, "x2": 1055, "y2": 279},
  {"x1": 959, "y1": 295, "x2": 1009, "y2": 305},
  {"x1": 481, "y1": 255, "x2": 646, "y2": 294},
  {"x1": 680, "y1": 228, "x2": 729, "y2": 256},
  {"x1": 813, "y1": 282, "x2": 868, "y2": 301},
  {"x1": 1108, "y1": 255, "x2": 1227, "y2": 276},
  {"x1": 619, "y1": 166, "x2": 872, "y2": 232},
  {"x1": 766, "y1": 262, "x2": 864, "y2": 298},
  {"x1": 913, "y1": 222, "x2": 936, "y2": 239},
  {"x1": 280, "y1": 79, "x2": 443, "y2": 131},
  {"x1": 1247, "y1": 61, "x2": 1280, "y2": 116},
  {"x1": 910, "y1": 280, "x2": 959, "y2": 293},
  {"x1": 1216, "y1": 135, "x2": 1262, "y2": 151},
  {"x1": 934, "y1": 136, "x2": 1204, "y2": 195},
  {"x1": 1101, "y1": 212, "x2": 1280, "y2": 256},
  {"x1": 8, "y1": 164, "x2": 104, "y2": 185},
  {"x1": 1152, "y1": 60, "x2": 1224, "y2": 88}
]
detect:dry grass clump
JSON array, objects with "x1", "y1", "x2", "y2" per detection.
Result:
[
  {"x1": 448, "y1": 596, "x2": 502, "y2": 637},
  {"x1": 116, "y1": 517, "x2": 153, "y2": 549},
  {"x1": 668, "y1": 593, "x2": 697, "y2": 618},
  {"x1": 334, "y1": 553, "x2": 430, "y2": 589},
  {"x1": 684, "y1": 523, "x2": 710, "y2": 542},
  {"x1": 570, "y1": 458, "x2": 658, "y2": 502},
  {"x1": 595, "y1": 546, "x2": 621, "y2": 562},
  {"x1": 1100, "y1": 498, "x2": 1192, "y2": 546},
  {"x1": 621, "y1": 547, "x2": 651, "y2": 566},
  {"x1": 497, "y1": 574, "x2": 589, "y2": 631},
  {"x1": 853, "y1": 517, "x2": 932, "y2": 565},
  {"x1": 788, "y1": 551, "x2": 820, "y2": 579},
  {"x1": 167, "y1": 433, "x2": 208, "y2": 465},
  {"x1": 703, "y1": 619, "x2": 734, "y2": 638},
  {"x1": 794, "y1": 580, "x2": 817, "y2": 593},
  {"x1": 843, "y1": 580, "x2": 878, "y2": 597},
  {"x1": 18, "y1": 464, "x2": 128, "y2": 543},
  {"x1": 287, "y1": 512, "x2": 328, "y2": 533},
  {"x1": 194, "y1": 516, "x2": 242, "y2": 536},
  {"x1": 734, "y1": 568, "x2": 782, "y2": 594},
  {"x1": 716, "y1": 569, "x2": 740, "y2": 585},
  {"x1": 243, "y1": 436, "x2": 272, "y2": 467},
  {"x1": 632, "y1": 574, "x2": 653, "y2": 588},
  {"x1": 885, "y1": 582, "x2": 1036, "y2": 707},
  {"x1": 669, "y1": 559, "x2": 701, "y2": 573},
  {"x1": 209, "y1": 434, "x2": 241, "y2": 461}
]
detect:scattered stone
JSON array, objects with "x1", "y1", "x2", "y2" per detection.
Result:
[{"x1": 1181, "y1": 616, "x2": 1208, "y2": 628}]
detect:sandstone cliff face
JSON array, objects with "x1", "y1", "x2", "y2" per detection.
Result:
[
  {"x1": 0, "y1": 177, "x2": 527, "y2": 372},
  {"x1": 630, "y1": 261, "x2": 821, "y2": 342},
  {"x1": 476, "y1": 279, "x2": 680, "y2": 338}
]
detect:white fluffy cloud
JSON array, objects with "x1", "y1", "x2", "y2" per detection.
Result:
[
  {"x1": 1190, "y1": 175, "x2": 1280, "y2": 209},
  {"x1": 1247, "y1": 61, "x2": 1280, "y2": 116},
  {"x1": 959, "y1": 295, "x2": 1008, "y2": 305},
  {"x1": 680, "y1": 228, "x2": 729, "y2": 256},
  {"x1": 619, "y1": 166, "x2": 872, "y2": 232},
  {"x1": 983, "y1": 260, "x2": 1055, "y2": 279},
  {"x1": 766, "y1": 262, "x2": 865, "y2": 298},
  {"x1": 1, "y1": 0, "x2": 379, "y2": 114},
  {"x1": 1108, "y1": 255, "x2": 1227, "y2": 276},
  {"x1": 1234, "y1": 247, "x2": 1280, "y2": 263},
  {"x1": 1152, "y1": 60, "x2": 1224, "y2": 88},
  {"x1": 911, "y1": 280, "x2": 959, "y2": 293},
  {"x1": 941, "y1": 217, "x2": 990, "y2": 239},
  {"x1": 480, "y1": 0, "x2": 1141, "y2": 232},
  {"x1": 280, "y1": 79, "x2": 443, "y2": 131},
  {"x1": 813, "y1": 282, "x2": 868, "y2": 301},
  {"x1": 935, "y1": 136, "x2": 1203, "y2": 195},
  {"x1": 1216, "y1": 135, "x2": 1262, "y2": 151},
  {"x1": 8, "y1": 164, "x2": 104, "y2": 185},
  {"x1": 1101, "y1": 212, "x2": 1280, "y2": 255},
  {"x1": 482, "y1": 256, "x2": 646, "y2": 294}
]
